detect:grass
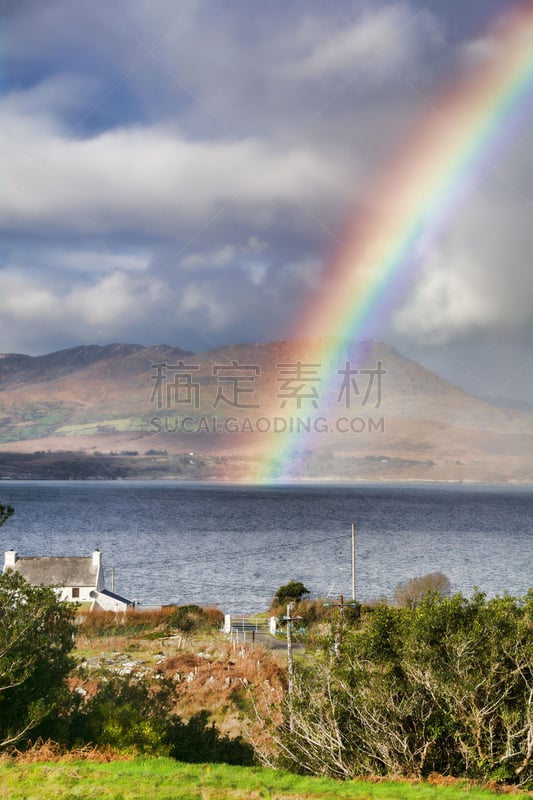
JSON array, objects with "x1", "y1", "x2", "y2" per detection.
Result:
[
  {"x1": 1, "y1": 758, "x2": 530, "y2": 800},
  {"x1": 55, "y1": 417, "x2": 147, "y2": 435}
]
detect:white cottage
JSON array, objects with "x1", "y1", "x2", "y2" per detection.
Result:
[{"x1": 3, "y1": 549, "x2": 133, "y2": 612}]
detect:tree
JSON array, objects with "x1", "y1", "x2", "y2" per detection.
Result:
[
  {"x1": 70, "y1": 673, "x2": 174, "y2": 755},
  {"x1": 393, "y1": 572, "x2": 451, "y2": 608},
  {"x1": 272, "y1": 581, "x2": 310, "y2": 609},
  {"x1": 0, "y1": 570, "x2": 76, "y2": 748}
]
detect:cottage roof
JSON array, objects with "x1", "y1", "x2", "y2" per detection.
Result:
[{"x1": 8, "y1": 556, "x2": 98, "y2": 587}]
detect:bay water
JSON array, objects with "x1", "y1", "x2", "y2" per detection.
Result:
[{"x1": 0, "y1": 481, "x2": 531, "y2": 613}]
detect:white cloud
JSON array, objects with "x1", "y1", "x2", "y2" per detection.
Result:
[
  {"x1": 180, "y1": 237, "x2": 268, "y2": 270},
  {"x1": 459, "y1": 36, "x2": 498, "y2": 68},
  {"x1": 393, "y1": 165, "x2": 533, "y2": 345},
  {"x1": 393, "y1": 248, "x2": 499, "y2": 343},
  {"x1": 53, "y1": 249, "x2": 151, "y2": 273},
  {"x1": 0, "y1": 272, "x2": 57, "y2": 322},
  {"x1": 280, "y1": 256, "x2": 322, "y2": 290},
  {"x1": 0, "y1": 74, "x2": 96, "y2": 124},
  {"x1": 0, "y1": 268, "x2": 166, "y2": 348},
  {"x1": 181, "y1": 246, "x2": 239, "y2": 270},
  {"x1": 0, "y1": 106, "x2": 345, "y2": 236},
  {"x1": 179, "y1": 282, "x2": 234, "y2": 331},
  {"x1": 286, "y1": 5, "x2": 442, "y2": 81},
  {"x1": 64, "y1": 271, "x2": 165, "y2": 327}
]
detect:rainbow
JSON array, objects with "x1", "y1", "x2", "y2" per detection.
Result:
[{"x1": 252, "y1": 3, "x2": 533, "y2": 482}]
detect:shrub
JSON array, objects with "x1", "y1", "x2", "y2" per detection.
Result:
[
  {"x1": 77, "y1": 608, "x2": 175, "y2": 638},
  {"x1": 0, "y1": 571, "x2": 76, "y2": 748},
  {"x1": 66, "y1": 674, "x2": 175, "y2": 755},
  {"x1": 255, "y1": 591, "x2": 533, "y2": 787},
  {"x1": 167, "y1": 605, "x2": 223, "y2": 633},
  {"x1": 393, "y1": 572, "x2": 451, "y2": 608},
  {"x1": 57, "y1": 673, "x2": 254, "y2": 764},
  {"x1": 169, "y1": 710, "x2": 254, "y2": 765},
  {"x1": 77, "y1": 605, "x2": 224, "y2": 639},
  {"x1": 271, "y1": 581, "x2": 310, "y2": 609}
]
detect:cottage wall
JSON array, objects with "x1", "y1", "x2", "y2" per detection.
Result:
[
  {"x1": 55, "y1": 585, "x2": 96, "y2": 603},
  {"x1": 2, "y1": 549, "x2": 131, "y2": 610}
]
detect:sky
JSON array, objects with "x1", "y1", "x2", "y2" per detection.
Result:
[{"x1": 1, "y1": 0, "x2": 532, "y2": 403}]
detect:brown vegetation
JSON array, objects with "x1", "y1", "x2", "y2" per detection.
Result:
[
  {"x1": 393, "y1": 572, "x2": 451, "y2": 608},
  {"x1": 157, "y1": 642, "x2": 286, "y2": 738},
  {"x1": 2, "y1": 739, "x2": 133, "y2": 764},
  {"x1": 73, "y1": 615, "x2": 286, "y2": 740},
  {"x1": 76, "y1": 605, "x2": 224, "y2": 638}
]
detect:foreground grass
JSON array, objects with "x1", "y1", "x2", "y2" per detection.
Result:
[{"x1": 2, "y1": 758, "x2": 530, "y2": 800}]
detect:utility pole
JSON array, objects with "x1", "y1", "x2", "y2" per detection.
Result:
[
  {"x1": 351, "y1": 522, "x2": 356, "y2": 601},
  {"x1": 284, "y1": 602, "x2": 302, "y2": 731},
  {"x1": 338, "y1": 594, "x2": 344, "y2": 655},
  {"x1": 324, "y1": 594, "x2": 357, "y2": 658},
  {"x1": 286, "y1": 602, "x2": 294, "y2": 698}
]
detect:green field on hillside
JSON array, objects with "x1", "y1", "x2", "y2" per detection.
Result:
[
  {"x1": 56, "y1": 416, "x2": 147, "y2": 435},
  {"x1": 2, "y1": 758, "x2": 530, "y2": 800}
]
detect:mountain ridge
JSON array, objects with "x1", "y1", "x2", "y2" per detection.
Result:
[
  {"x1": 0, "y1": 340, "x2": 531, "y2": 483},
  {"x1": 0, "y1": 343, "x2": 194, "y2": 386}
]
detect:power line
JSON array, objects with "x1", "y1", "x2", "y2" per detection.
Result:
[{"x1": 111, "y1": 529, "x2": 358, "y2": 569}]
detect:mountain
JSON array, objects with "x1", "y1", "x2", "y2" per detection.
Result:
[
  {"x1": 0, "y1": 343, "x2": 193, "y2": 385},
  {"x1": 0, "y1": 340, "x2": 531, "y2": 483}
]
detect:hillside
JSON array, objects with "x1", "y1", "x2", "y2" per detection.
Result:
[{"x1": 0, "y1": 339, "x2": 531, "y2": 483}]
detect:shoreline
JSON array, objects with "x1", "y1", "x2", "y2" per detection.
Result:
[{"x1": 2, "y1": 476, "x2": 533, "y2": 488}]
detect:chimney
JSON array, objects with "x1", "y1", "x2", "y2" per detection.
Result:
[
  {"x1": 92, "y1": 549, "x2": 104, "y2": 591},
  {"x1": 4, "y1": 550, "x2": 18, "y2": 569}
]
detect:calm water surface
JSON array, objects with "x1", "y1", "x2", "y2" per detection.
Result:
[{"x1": 0, "y1": 481, "x2": 531, "y2": 612}]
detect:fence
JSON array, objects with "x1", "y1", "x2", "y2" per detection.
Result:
[{"x1": 224, "y1": 614, "x2": 277, "y2": 637}]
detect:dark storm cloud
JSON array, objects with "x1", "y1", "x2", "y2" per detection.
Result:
[{"x1": 0, "y1": 1, "x2": 531, "y2": 400}]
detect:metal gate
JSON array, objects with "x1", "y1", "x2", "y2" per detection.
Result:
[{"x1": 223, "y1": 614, "x2": 276, "y2": 636}]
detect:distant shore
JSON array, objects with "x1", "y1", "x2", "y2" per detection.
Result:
[{"x1": 0, "y1": 448, "x2": 531, "y2": 485}]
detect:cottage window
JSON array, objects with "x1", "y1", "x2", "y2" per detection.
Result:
[{"x1": 72, "y1": 587, "x2": 80, "y2": 599}]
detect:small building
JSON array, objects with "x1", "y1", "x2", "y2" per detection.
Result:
[{"x1": 3, "y1": 549, "x2": 133, "y2": 612}]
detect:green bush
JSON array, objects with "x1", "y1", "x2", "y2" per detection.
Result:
[
  {"x1": 77, "y1": 605, "x2": 224, "y2": 638},
  {"x1": 67, "y1": 674, "x2": 173, "y2": 755},
  {"x1": 272, "y1": 581, "x2": 310, "y2": 609},
  {"x1": 260, "y1": 591, "x2": 533, "y2": 787},
  {"x1": 167, "y1": 604, "x2": 224, "y2": 633},
  {"x1": 0, "y1": 571, "x2": 76, "y2": 748},
  {"x1": 53, "y1": 672, "x2": 254, "y2": 764},
  {"x1": 169, "y1": 710, "x2": 254, "y2": 765}
]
